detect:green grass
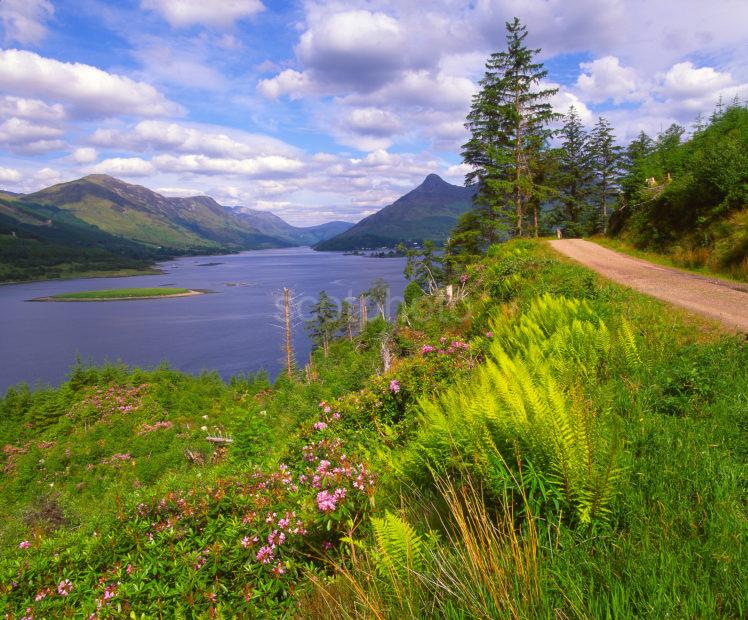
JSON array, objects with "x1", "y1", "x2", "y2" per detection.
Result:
[{"x1": 48, "y1": 287, "x2": 195, "y2": 300}]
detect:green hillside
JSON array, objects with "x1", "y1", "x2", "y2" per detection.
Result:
[
  {"x1": 26, "y1": 175, "x2": 286, "y2": 252},
  {"x1": 1, "y1": 240, "x2": 744, "y2": 617},
  {"x1": 315, "y1": 174, "x2": 477, "y2": 250},
  {"x1": 610, "y1": 106, "x2": 748, "y2": 279}
]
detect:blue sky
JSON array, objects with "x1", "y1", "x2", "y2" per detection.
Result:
[{"x1": 1, "y1": 0, "x2": 747, "y2": 225}]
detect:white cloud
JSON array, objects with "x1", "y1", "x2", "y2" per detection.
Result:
[
  {"x1": 660, "y1": 62, "x2": 733, "y2": 99},
  {"x1": 297, "y1": 10, "x2": 405, "y2": 90},
  {"x1": 0, "y1": 166, "x2": 21, "y2": 184},
  {"x1": 90, "y1": 120, "x2": 299, "y2": 159},
  {"x1": 0, "y1": 49, "x2": 183, "y2": 118},
  {"x1": 0, "y1": 96, "x2": 65, "y2": 122},
  {"x1": 33, "y1": 167, "x2": 62, "y2": 186},
  {"x1": 71, "y1": 147, "x2": 98, "y2": 164},
  {"x1": 258, "y1": 69, "x2": 316, "y2": 100},
  {"x1": 152, "y1": 153, "x2": 304, "y2": 177},
  {"x1": 0, "y1": 0, "x2": 53, "y2": 45},
  {"x1": 141, "y1": 0, "x2": 265, "y2": 28},
  {"x1": 0, "y1": 117, "x2": 65, "y2": 153},
  {"x1": 576, "y1": 56, "x2": 640, "y2": 103},
  {"x1": 89, "y1": 157, "x2": 156, "y2": 177}
]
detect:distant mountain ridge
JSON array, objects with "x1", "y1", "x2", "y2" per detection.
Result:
[
  {"x1": 0, "y1": 174, "x2": 353, "y2": 281},
  {"x1": 315, "y1": 174, "x2": 477, "y2": 251},
  {"x1": 231, "y1": 207, "x2": 353, "y2": 246}
]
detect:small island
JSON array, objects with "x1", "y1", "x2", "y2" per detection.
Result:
[{"x1": 32, "y1": 287, "x2": 206, "y2": 302}]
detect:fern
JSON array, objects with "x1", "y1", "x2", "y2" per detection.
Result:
[
  {"x1": 371, "y1": 511, "x2": 424, "y2": 581},
  {"x1": 408, "y1": 294, "x2": 624, "y2": 524}
]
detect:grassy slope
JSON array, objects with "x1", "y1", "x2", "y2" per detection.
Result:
[{"x1": 0, "y1": 240, "x2": 745, "y2": 618}]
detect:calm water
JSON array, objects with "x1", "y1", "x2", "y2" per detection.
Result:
[{"x1": 0, "y1": 248, "x2": 407, "y2": 393}]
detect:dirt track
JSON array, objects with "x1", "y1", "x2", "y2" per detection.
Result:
[{"x1": 549, "y1": 239, "x2": 748, "y2": 333}]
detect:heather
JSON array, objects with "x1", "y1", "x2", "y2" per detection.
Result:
[{"x1": 1, "y1": 240, "x2": 746, "y2": 618}]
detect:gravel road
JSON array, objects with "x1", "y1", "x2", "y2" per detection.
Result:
[{"x1": 549, "y1": 239, "x2": 748, "y2": 333}]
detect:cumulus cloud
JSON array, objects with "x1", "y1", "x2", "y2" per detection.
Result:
[
  {"x1": 71, "y1": 147, "x2": 98, "y2": 164},
  {"x1": 0, "y1": 166, "x2": 22, "y2": 184},
  {"x1": 660, "y1": 62, "x2": 734, "y2": 99},
  {"x1": 258, "y1": 70, "x2": 316, "y2": 100},
  {"x1": 576, "y1": 56, "x2": 640, "y2": 103},
  {"x1": 152, "y1": 153, "x2": 304, "y2": 177},
  {"x1": 141, "y1": 0, "x2": 265, "y2": 28},
  {"x1": 90, "y1": 120, "x2": 299, "y2": 159},
  {"x1": 0, "y1": 96, "x2": 65, "y2": 122},
  {"x1": 0, "y1": 117, "x2": 65, "y2": 154},
  {"x1": 0, "y1": 0, "x2": 53, "y2": 45},
  {"x1": 0, "y1": 49, "x2": 183, "y2": 118},
  {"x1": 88, "y1": 157, "x2": 156, "y2": 177}
]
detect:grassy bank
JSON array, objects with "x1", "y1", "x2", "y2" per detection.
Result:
[
  {"x1": 1, "y1": 240, "x2": 745, "y2": 618},
  {"x1": 39, "y1": 287, "x2": 201, "y2": 301}
]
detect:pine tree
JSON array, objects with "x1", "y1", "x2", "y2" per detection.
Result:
[
  {"x1": 305, "y1": 291, "x2": 339, "y2": 356},
  {"x1": 589, "y1": 116, "x2": 622, "y2": 233},
  {"x1": 338, "y1": 299, "x2": 355, "y2": 340},
  {"x1": 461, "y1": 17, "x2": 558, "y2": 240},
  {"x1": 554, "y1": 106, "x2": 594, "y2": 236}
]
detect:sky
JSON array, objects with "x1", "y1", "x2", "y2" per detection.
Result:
[{"x1": 0, "y1": 0, "x2": 746, "y2": 225}]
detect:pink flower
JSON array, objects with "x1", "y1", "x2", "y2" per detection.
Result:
[
  {"x1": 272, "y1": 561, "x2": 286, "y2": 576},
  {"x1": 460, "y1": 274, "x2": 469, "y2": 284},
  {"x1": 18, "y1": 540, "x2": 30, "y2": 549},
  {"x1": 256, "y1": 545, "x2": 274, "y2": 564},
  {"x1": 421, "y1": 344, "x2": 436, "y2": 355},
  {"x1": 316, "y1": 490, "x2": 338, "y2": 512},
  {"x1": 485, "y1": 331, "x2": 493, "y2": 338},
  {"x1": 313, "y1": 421, "x2": 328, "y2": 431},
  {"x1": 332, "y1": 412, "x2": 341, "y2": 420},
  {"x1": 57, "y1": 579, "x2": 73, "y2": 596},
  {"x1": 126, "y1": 564, "x2": 133, "y2": 575},
  {"x1": 323, "y1": 405, "x2": 332, "y2": 413},
  {"x1": 389, "y1": 380, "x2": 401, "y2": 394}
]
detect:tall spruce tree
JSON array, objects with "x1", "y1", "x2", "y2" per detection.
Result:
[
  {"x1": 554, "y1": 105, "x2": 594, "y2": 236},
  {"x1": 461, "y1": 17, "x2": 558, "y2": 240},
  {"x1": 306, "y1": 291, "x2": 339, "y2": 356},
  {"x1": 589, "y1": 116, "x2": 621, "y2": 233}
]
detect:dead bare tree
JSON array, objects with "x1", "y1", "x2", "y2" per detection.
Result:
[{"x1": 271, "y1": 287, "x2": 303, "y2": 380}]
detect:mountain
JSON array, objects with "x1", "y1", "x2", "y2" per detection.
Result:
[
  {"x1": 0, "y1": 174, "x2": 350, "y2": 282},
  {"x1": 232, "y1": 207, "x2": 353, "y2": 245},
  {"x1": 25, "y1": 175, "x2": 286, "y2": 252},
  {"x1": 315, "y1": 174, "x2": 477, "y2": 251}
]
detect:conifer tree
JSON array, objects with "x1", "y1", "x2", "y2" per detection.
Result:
[
  {"x1": 461, "y1": 17, "x2": 558, "y2": 239},
  {"x1": 338, "y1": 299, "x2": 355, "y2": 340},
  {"x1": 589, "y1": 116, "x2": 622, "y2": 233},
  {"x1": 306, "y1": 291, "x2": 339, "y2": 356},
  {"x1": 554, "y1": 106, "x2": 594, "y2": 235}
]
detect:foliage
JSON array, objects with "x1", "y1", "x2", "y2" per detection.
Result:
[
  {"x1": 613, "y1": 104, "x2": 748, "y2": 278},
  {"x1": 461, "y1": 17, "x2": 558, "y2": 240},
  {"x1": 306, "y1": 291, "x2": 340, "y2": 356},
  {"x1": 1, "y1": 240, "x2": 746, "y2": 618}
]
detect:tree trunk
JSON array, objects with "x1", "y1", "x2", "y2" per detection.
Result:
[{"x1": 283, "y1": 288, "x2": 294, "y2": 379}]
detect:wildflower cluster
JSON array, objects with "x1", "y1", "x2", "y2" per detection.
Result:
[
  {"x1": 75, "y1": 383, "x2": 150, "y2": 419},
  {"x1": 137, "y1": 420, "x2": 173, "y2": 434}
]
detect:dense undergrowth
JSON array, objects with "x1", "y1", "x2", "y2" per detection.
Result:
[
  {"x1": 1, "y1": 240, "x2": 746, "y2": 618},
  {"x1": 611, "y1": 106, "x2": 748, "y2": 280}
]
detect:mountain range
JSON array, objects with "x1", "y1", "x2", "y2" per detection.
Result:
[
  {"x1": 1, "y1": 172, "x2": 477, "y2": 281},
  {"x1": 315, "y1": 174, "x2": 477, "y2": 251}
]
